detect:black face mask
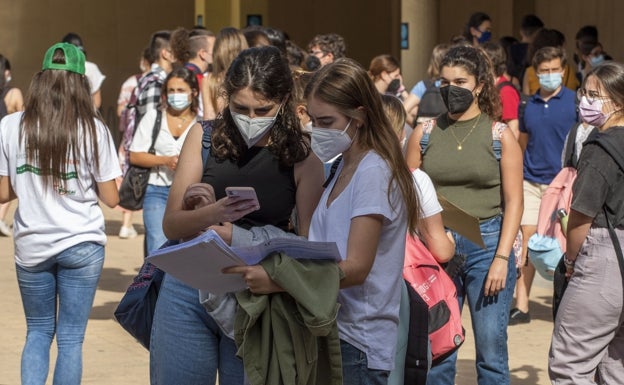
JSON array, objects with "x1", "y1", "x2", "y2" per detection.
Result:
[
  {"x1": 386, "y1": 78, "x2": 401, "y2": 95},
  {"x1": 440, "y1": 85, "x2": 475, "y2": 115}
]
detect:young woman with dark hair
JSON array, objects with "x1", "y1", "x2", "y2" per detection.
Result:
[
  {"x1": 129, "y1": 66, "x2": 200, "y2": 255},
  {"x1": 150, "y1": 45, "x2": 324, "y2": 385},
  {"x1": 405, "y1": 45, "x2": 523, "y2": 385}
]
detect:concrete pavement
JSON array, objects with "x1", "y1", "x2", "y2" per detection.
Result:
[{"x1": 0, "y1": 203, "x2": 555, "y2": 384}]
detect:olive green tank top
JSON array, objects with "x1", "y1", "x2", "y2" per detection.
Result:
[{"x1": 421, "y1": 113, "x2": 502, "y2": 219}]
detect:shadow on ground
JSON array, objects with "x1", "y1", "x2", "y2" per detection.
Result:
[
  {"x1": 457, "y1": 360, "x2": 544, "y2": 384},
  {"x1": 91, "y1": 266, "x2": 139, "y2": 320},
  {"x1": 104, "y1": 219, "x2": 145, "y2": 236},
  {"x1": 530, "y1": 295, "x2": 555, "y2": 323}
]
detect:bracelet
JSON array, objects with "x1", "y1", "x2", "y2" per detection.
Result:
[
  {"x1": 563, "y1": 254, "x2": 576, "y2": 268},
  {"x1": 494, "y1": 254, "x2": 509, "y2": 261}
]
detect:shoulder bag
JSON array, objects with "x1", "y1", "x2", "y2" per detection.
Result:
[
  {"x1": 114, "y1": 120, "x2": 213, "y2": 349},
  {"x1": 118, "y1": 110, "x2": 162, "y2": 211}
]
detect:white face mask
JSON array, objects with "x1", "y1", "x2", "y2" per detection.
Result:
[
  {"x1": 231, "y1": 106, "x2": 281, "y2": 147},
  {"x1": 311, "y1": 119, "x2": 353, "y2": 162}
]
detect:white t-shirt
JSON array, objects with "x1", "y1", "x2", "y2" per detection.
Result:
[
  {"x1": 85, "y1": 61, "x2": 105, "y2": 94},
  {"x1": 309, "y1": 151, "x2": 407, "y2": 371},
  {"x1": 129, "y1": 109, "x2": 196, "y2": 186},
  {"x1": 412, "y1": 168, "x2": 442, "y2": 219},
  {"x1": 0, "y1": 112, "x2": 121, "y2": 267}
]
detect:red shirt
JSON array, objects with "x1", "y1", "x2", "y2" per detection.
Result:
[{"x1": 496, "y1": 76, "x2": 520, "y2": 122}]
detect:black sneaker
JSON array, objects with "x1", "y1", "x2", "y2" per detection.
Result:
[{"x1": 508, "y1": 308, "x2": 531, "y2": 325}]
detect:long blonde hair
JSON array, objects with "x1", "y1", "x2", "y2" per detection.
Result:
[
  {"x1": 306, "y1": 58, "x2": 419, "y2": 234},
  {"x1": 206, "y1": 27, "x2": 248, "y2": 114}
]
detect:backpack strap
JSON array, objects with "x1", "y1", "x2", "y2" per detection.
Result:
[
  {"x1": 322, "y1": 155, "x2": 343, "y2": 188},
  {"x1": 562, "y1": 123, "x2": 581, "y2": 168},
  {"x1": 147, "y1": 110, "x2": 162, "y2": 155},
  {"x1": 419, "y1": 119, "x2": 437, "y2": 155},
  {"x1": 491, "y1": 121, "x2": 506, "y2": 161},
  {"x1": 200, "y1": 120, "x2": 213, "y2": 169}
]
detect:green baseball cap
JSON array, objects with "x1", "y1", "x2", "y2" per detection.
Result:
[{"x1": 42, "y1": 42, "x2": 85, "y2": 75}]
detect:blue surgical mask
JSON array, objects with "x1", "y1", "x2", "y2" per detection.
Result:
[
  {"x1": 167, "y1": 93, "x2": 191, "y2": 111},
  {"x1": 538, "y1": 72, "x2": 563, "y2": 92},
  {"x1": 590, "y1": 54, "x2": 605, "y2": 67},
  {"x1": 477, "y1": 30, "x2": 491, "y2": 44}
]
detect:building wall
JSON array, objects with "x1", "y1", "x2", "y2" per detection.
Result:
[
  {"x1": 1, "y1": 0, "x2": 621, "y2": 136},
  {"x1": 0, "y1": 0, "x2": 194, "y2": 137},
  {"x1": 535, "y1": 0, "x2": 623, "y2": 63},
  {"x1": 231, "y1": 0, "x2": 401, "y2": 71}
]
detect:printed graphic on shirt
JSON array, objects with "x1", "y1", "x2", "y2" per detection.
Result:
[{"x1": 16, "y1": 163, "x2": 78, "y2": 195}]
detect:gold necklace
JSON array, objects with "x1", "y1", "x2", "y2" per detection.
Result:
[
  {"x1": 175, "y1": 115, "x2": 188, "y2": 129},
  {"x1": 170, "y1": 113, "x2": 192, "y2": 130},
  {"x1": 449, "y1": 113, "x2": 481, "y2": 150}
]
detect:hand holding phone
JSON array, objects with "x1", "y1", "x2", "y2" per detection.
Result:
[{"x1": 225, "y1": 187, "x2": 260, "y2": 210}]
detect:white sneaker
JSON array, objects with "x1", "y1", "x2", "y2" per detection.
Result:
[
  {"x1": 119, "y1": 226, "x2": 138, "y2": 239},
  {"x1": 0, "y1": 220, "x2": 11, "y2": 236}
]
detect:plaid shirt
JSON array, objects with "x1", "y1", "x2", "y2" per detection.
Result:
[{"x1": 135, "y1": 64, "x2": 167, "y2": 125}]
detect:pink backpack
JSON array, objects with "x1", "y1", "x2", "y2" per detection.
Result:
[
  {"x1": 527, "y1": 167, "x2": 576, "y2": 280},
  {"x1": 403, "y1": 234, "x2": 464, "y2": 362}
]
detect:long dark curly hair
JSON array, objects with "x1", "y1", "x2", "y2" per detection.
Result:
[
  {"x1": 440, "y1": 45, "x2": 501, "y2": 120},
  {"x1": 211, "y1": 45, "x2": 309, "y2": 167}
]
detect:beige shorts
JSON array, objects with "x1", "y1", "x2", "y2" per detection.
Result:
[{"x1": 521, "y1": 180, "x2": 549, "y2": 226}]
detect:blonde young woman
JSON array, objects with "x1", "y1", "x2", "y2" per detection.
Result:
[
  {"x1": 202, "y1": 27, "x2": 248, "y2": 119},
  {"x1": 403, "y1": 44, "x2": 450, "y2": 125}
]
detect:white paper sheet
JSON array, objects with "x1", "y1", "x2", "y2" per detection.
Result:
[{"x1": 147, "y1": 230, "x2": 341, "y2": 294}]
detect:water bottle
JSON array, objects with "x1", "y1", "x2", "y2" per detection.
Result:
[{"x1": 557, "y1": 209, "x2": 568, "y2": 235}]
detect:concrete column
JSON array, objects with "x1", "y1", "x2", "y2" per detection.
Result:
[{"x1": 401, "y1": 0, "x2": 439, "y2": 89}]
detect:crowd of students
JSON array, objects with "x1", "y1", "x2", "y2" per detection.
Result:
[{"x1": 0, "y1": 10, "x2": 623, "y2": 385}]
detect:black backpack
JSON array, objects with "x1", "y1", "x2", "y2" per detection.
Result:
[{"x1": 417, "y1": 80, "x2": 447, "y2": 121}]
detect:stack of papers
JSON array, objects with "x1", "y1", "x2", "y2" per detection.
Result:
[{"x1": 147, "y1": 230, "x2": 341, "y2": 294}]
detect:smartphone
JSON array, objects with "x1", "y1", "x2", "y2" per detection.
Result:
[{"x1": 225, "y1": 186, "x2": 260, "y2": 208}]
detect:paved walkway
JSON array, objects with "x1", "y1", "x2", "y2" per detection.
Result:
[{"x1": 0, "y1": 204, "x2": 555, "y2": 384}]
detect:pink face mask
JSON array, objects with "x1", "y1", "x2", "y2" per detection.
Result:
[{"x1": 578, "y1": 96, "x2": 610, "y2": 127}]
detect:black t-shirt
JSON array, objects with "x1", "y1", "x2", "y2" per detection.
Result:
[
  {"x1": 202, "y1": 146, "x2": 296, "y2": 231},
  {"x1": 571, "y1": 128, "x2": 624, "y2": 228}
]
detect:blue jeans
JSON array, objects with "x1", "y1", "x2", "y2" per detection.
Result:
[
  {"x1": 341, "y1": 340, "x2": 390, "y2": 385},
  {"x1": 143, "y1": 184, "x2": 170, "y2": 255},
  {"x1": 16, "y1": 242, "x2": 104, "y2": 385},
  {"x1": 150, "y1": 273, "x2": 244, "y2": 385},
  {"x1": 426, "y1": 215, "x2": 516, "y2": 385}
]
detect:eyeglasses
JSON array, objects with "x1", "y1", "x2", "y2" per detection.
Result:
[
  {"x1": 577, "y1": 88, "x2": 610, "y2": 105},
  {"x1": 309, "y1": 50, "x2": 326, "y2": 58}
]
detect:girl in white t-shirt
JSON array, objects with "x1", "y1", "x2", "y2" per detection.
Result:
[
  {"x1": 304, "y1": 59, "x2": 420, "y2": 384},
  {"x1": 128, "y1": 66, "x2": 199, "y2": 254},
  {"x1": 0, "y1": 43, "x2": 120, "y2": 385}
]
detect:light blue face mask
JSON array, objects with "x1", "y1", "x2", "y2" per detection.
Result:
[
  {"x1": 538, "y1": 72, "x2": 563, "y2": 92},
  {"x1": 167, "y1": 93, "x2": 191, "y2": 111},
  {"x1": 590, "y1": 54, "x2": 605, "y2": 67}
]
